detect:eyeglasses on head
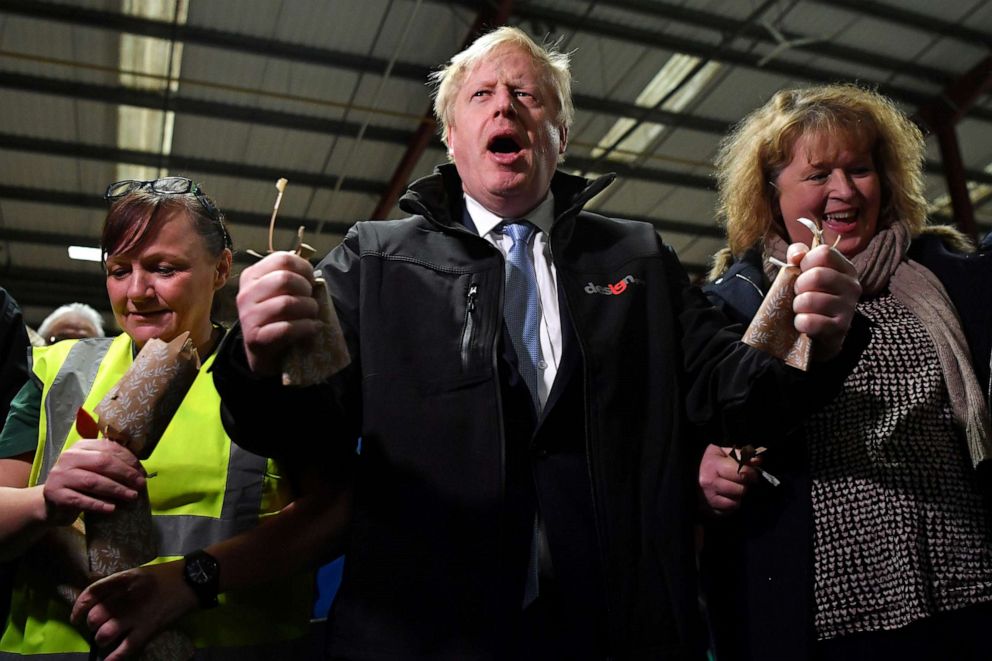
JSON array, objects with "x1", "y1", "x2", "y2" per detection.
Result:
[{"x1": 103, "y1": 176, "x2": 232, "y2": 250}]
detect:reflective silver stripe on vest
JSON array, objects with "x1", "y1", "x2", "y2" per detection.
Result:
[
  {"x1": 37, "y1": 339, "x2": 114, "y2": 483},
  {"x1": 155, "y1": 443, "x2": 268, "y2": 556},
  {"x1": 33, "y1": 339, "x2": 269, "y2": 555}
]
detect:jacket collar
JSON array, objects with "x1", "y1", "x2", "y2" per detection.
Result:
[
  {"x1": 709, "y1": 246, "x2": 762, "y2": 280},
  {"x1": 398, "y1": 163, "x2": 615, "y2": 231},
  {"x1": 704, "y1": 245, "x2": 767, "y2": 301}
]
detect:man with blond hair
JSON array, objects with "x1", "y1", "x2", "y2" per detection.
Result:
[{"x1": 213, "y1": 27, "x2": 860, "y2": 659}]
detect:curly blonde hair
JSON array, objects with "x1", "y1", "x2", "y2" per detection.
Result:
[
  {"x1": 715, "y1": 84, "x2": 928, "y2": 256},
  {"x1": 429, "y1": 26, "x2": 573, "y2": 158}
]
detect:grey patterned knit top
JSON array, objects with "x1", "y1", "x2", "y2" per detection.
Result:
[{"x1": 808, "y1": 291, "x2": 992, "y2": 640}]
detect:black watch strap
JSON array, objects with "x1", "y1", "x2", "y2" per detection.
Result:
[{"x1": 182, "y1": 549, "x2": 220, "y2": 609}]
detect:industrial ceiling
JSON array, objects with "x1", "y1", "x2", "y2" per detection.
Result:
[{"x1": 1, "y1": 0, "x2": 990, "y2": 330}]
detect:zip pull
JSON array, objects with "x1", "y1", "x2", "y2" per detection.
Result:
[{"x1": 467, "y1": 283, "x2": 478, "y2": 312}]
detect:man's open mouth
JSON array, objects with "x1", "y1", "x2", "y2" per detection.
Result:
[{"x1": 488, "y1": 135, "x2": 522, "y2": 154}]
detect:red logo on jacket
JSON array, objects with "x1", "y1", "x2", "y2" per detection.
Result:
[{"x1": 584, "y1": 275, "x2": 643, "y2": 296}]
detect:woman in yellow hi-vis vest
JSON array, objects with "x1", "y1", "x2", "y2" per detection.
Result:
[{"x1": 0, "y1": 179, "x2": 350, "y2": 660}]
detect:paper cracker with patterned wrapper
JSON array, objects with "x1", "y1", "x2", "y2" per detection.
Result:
[
  {"x1": 93, "y1": 332, "x2": 199, "y2": 459},
  {"x1": 742, "y1": 217, "x2": 832, "y2": 372},
  {"x1": 248, "y1": 178, "x2": 351, "y2": 386},
  {"x1": 87, "y1": 333, "x2": 200, "y2": 659}
]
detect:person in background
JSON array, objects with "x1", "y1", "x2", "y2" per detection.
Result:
[
  {"x1": 212, "y1": 27, "x2": 860, "y2": 659},
  {"x1": 698, "y1": 84, "x2": 992, "y2": 661},
  {"x1": 0, "y1": 178, "x2": 348, "y2": 660},
  {"x1": 0, "y1": 288, "x2": 30, "y2": 628},
  {"x1": 36, "y1": 302, "x2": 105, "y2": 345}
]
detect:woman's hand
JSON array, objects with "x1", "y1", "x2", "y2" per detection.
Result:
[
  {"x1": 789, "y1": 243, "x2": 861, "y2": 360},
  {"x1": 71, "y1": 561, "x2": 197, "y2": 661},
  {"x1": 42, "y1": 439, "x2": 145, "y2": 526},
  {"x1": 698, "y1": 444, "x2": 762, "y2": 516}
]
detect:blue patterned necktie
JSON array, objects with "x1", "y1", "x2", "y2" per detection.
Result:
[
  {"x1": 501, "y1": 220, "x2": 542, "y2": 413},
  {"x1": 500, "y1": 220, "x2": 544, "y2": 609}
]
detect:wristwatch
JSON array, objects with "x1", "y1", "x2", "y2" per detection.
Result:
[{"x1": 182, "y1": 549, "x2": 220, "y2": 609}]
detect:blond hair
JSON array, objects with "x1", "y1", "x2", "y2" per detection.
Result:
[
  {"x1": 715, "y1": 84, "x2": 928, "y2": 256},
  {"x1": 429, "y1": 26, "x2": 573, "y2": 151}
]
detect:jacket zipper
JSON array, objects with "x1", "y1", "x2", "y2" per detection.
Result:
[
  {"x1": 491, "y1": 252, "x2": 509, "y2": 601},
  {"x1": 460, "y1": 282, "x2": 478, "y2": 370}
]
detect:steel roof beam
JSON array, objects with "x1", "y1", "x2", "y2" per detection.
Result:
[
  {"x1": 535, "y1": 0, "x2": 954, "y2": 85},
  {"x1": 3, "y1": 106, "x2": 991, "y2": 198},
  {"x1": 510, "y1": 4, "x2": 925, "y2": 104},
  {"x1": 0, "y1": 69, "x2": 732, "y2": 140},
  {"x1": 805, "y1": 0, "x2": 992, "y2": 49},
  {"x1": 0, "y1": 72, "x2": 415, "y2": 145},
  {"x1": 934, "y1": 123, "x2": 978, "y2": 241},
  {"x1": 9, "y1": 71, "x2": 992, "y2": 189},
  {"x1": 2, "y1": 269, "x2": 110, "y2": 318},
  {"x1": 0, "y1": 184, "x2": 356, "y2": 237},
  {"x1": 0, "y1": 183, "x2": 725, "y2": 250},
  {"x1": 0, "y1": 132, "x2": 384, "y2": 195},
  {"x1": 916, "y1": 55, "x2": 992, "y2": 241},
  {"x1": 920, "y1": 160, "x2": 992, "y2": 186},
  {"x1": 917, "y1": 54, "x2": 992, "y2": 128},
  {"x1": 6, "y1": 0, "x2": 992, "y2": 125},
  {"x1": 1, "y1": 0, "x2": 432, "y2": 80},
  {"x1": 0, "y1": 130, "x2": 716, "y2": 191},
  {"x1": 441, "y1": 0, "x2": 992, "y2": 121}
]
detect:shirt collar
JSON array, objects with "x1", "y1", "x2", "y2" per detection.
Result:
[{"x1": 463, "y1": 193, "x2": 555, "y2": 238}]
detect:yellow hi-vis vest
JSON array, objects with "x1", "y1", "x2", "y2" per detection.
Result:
[{"x1": 0, "y1": 335, "x2": 313, "y2": 659}]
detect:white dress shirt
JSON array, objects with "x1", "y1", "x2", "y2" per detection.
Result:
[{"x1": 464, "y1": 193, "x2": 562, "y2": 411}]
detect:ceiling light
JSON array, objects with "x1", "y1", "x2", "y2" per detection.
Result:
[
  {"x1": 68, "y1": 246, "x2": 102, "y2": 262},
  {"x1": 591, "y1": 54, "x2": 721, "y2": 163},
  {"x1": 115, "y1": 0, "x2": 187, "y2": 181}
]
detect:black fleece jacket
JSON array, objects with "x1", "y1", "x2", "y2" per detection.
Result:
[{"x1": 213, "y1": 165, "x2": 844, "y2": 660}]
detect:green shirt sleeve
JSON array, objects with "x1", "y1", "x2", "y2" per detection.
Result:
[{"x1": 0, "y1": 379, "x2": 40, "y2": 459}]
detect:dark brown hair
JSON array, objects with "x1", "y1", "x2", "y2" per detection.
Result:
[{"x1": 101, "y1": 189, "x2": 232, "y2": 262}]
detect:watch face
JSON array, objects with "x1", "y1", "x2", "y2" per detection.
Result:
[
  {"x1": 188, "y1": 556, "x2": 216, "y2": 584},
  {"x1": 184, "y1": 551, "x2": 220, "y2": 608},
  {"x1": 185, "y1": 551, "x2": 219, "y2": 586}
]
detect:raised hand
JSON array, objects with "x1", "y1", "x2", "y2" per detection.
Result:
[
  {"x1": 789, "y1": 243, "x2": 861, "y2": 360},
  {"x1": 237, "y1": 251, "x2": 322, "y2": 376}
]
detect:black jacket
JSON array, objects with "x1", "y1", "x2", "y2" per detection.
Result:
[
  {"x1": 0, "y1": 288, "x2": 28, "y2": 434},
  {"x1": 214, "y1": 165, "x2": 832, "y2": 660},
  {"x1": 699, "y1": 235, "x2": 992, "y2": 661},
  {"x1": 0, "y1": 288, "x2": 29, "y2": 629}
]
